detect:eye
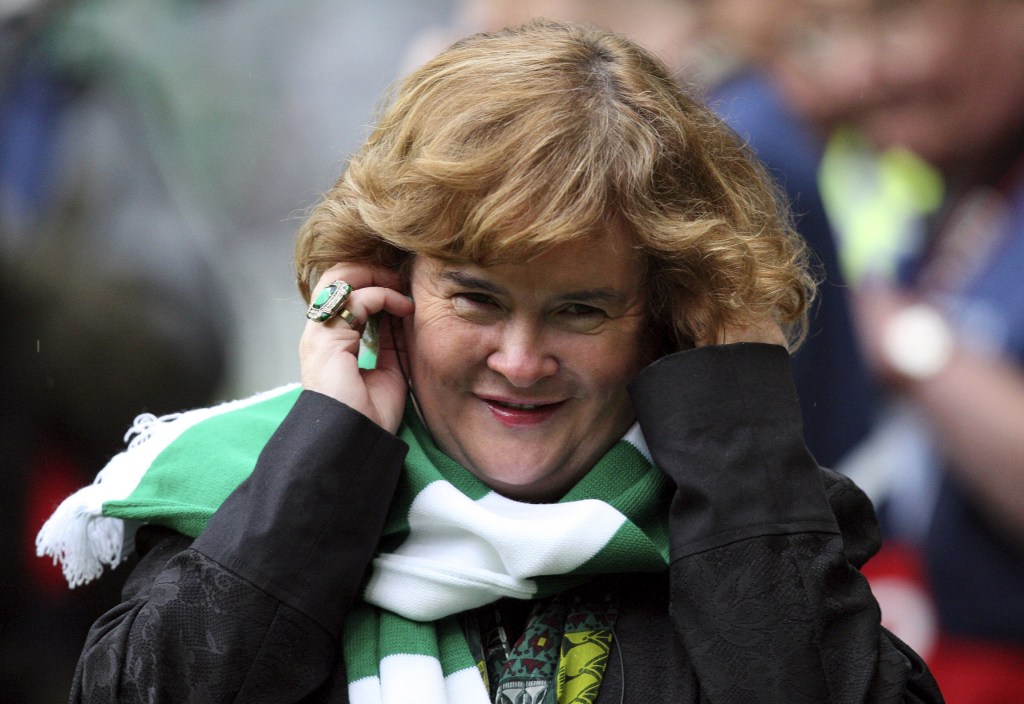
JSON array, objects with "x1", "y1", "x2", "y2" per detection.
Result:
[
  {"x1": 453, "y1": 291, "x2": 500, "y2": 309},
  {"x1": 555, "y1": 303, "x2": 607, "y2": 331},
  {"x1": 561, "y1": 303, "x2": 603, "y2": 316},
  {"x1": 451, "y1": 291, "x2": 503, "y2": 321}
]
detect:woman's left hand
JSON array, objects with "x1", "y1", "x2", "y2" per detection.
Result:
[{"x1": 697, "y1": 316, "x2": 788, "y2": 348}]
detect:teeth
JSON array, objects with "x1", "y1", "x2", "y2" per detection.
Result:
[{"x1": 499, "y1": 401, "x2": 540, "y2": 410}]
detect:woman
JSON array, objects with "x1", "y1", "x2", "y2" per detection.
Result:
[{"x1": 38, "y1": 21, "x2": 942, "y2": 703}]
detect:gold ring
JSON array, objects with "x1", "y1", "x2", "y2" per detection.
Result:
[{"x1": 337, "y1": 307, "x2": 360, "y2": 330}]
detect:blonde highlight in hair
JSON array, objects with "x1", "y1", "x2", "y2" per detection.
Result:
[{"x1": 295, "y1": 20, "x2": 815, "y2": 350}]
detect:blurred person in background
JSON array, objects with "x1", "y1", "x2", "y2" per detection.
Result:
[
  {"x1": 705, "y1": 0, "x2": 879, "y2": 470},
  {"x1": 402, "y1": 0, "x2": 712, "y2": 80},
  {"x1": 744, "y1": 1, "x2": 1024, "y2": 700},
  {"x1": 3, "y1": 0, "x2": 451, "y2": 701},
  {"x1": 2, "y1": 2, "x2": 227, "y2": 701}
]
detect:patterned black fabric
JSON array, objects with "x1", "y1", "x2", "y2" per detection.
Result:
[
  {"x1": 73, "y1": 532, "x2": 339, "y2": 703},
  {"x1": 673, "y1": 532, "x2": 936, "y2": 703},
  {"x1": 72, "y1": 531, "x2": 938, "y2": 703}
]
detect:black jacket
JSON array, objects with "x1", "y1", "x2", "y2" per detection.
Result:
[{"x1": 71, "y1": 344, "x2": 943, "y2": 702}]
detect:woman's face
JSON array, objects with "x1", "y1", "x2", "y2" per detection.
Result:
[{"x1": 403, "y1": 230, "x2": 651, "y2": 502}]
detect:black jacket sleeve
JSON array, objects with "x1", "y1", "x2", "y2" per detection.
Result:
[
  {"x1": 71, "y1": 390, "x2": 407, "y2": 703},
  {"x1": 629, "y1": 343, "x2": 944, "y2": 703}
]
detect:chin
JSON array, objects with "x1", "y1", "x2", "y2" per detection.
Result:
[
  {"x1": 488, "y1": 482, "x2": 564, "y2": 503},
  {"x1": 473, "y1": 461, "x2": 572, "y2": 502}
]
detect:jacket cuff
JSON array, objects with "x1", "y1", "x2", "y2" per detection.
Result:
[
  {"x1": 193, "y1": 390, "x2": 407, "y2": 637},
  {"x1": 629, "y1": 343, "x2": 839, "y2": 561}
]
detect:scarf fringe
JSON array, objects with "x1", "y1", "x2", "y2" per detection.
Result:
[
  {"x1": 35, "y1": 448, "x2": 147, "y2": 587},
  {"x1": 36, "y1": 384, "x2": 301, "y2": 588}
]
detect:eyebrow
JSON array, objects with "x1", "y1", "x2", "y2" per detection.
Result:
[
  {"x1": 440, "y1": 270, "x2": 507, "y2": 295},
  {"x1": 439, "y1": 269, "x2": 629, "y2": 305}
]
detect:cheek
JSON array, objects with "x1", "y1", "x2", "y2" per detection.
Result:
[
  {"x1": 406, "y1": 309, "x2": 485, "y2": 384},
  {"x1": 574, "y1": 334, "x2": 648, "y2": 395}
]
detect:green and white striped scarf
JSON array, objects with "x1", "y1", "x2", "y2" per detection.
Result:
[{"x1": 37, "y1": 384, "x2": 670, "y2": 703}]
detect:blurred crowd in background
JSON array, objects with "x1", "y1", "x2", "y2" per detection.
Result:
[{"x1": 3, "y1": 1, "x2": 1023, "y2": 701}]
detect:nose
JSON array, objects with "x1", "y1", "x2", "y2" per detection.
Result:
[{"x1": 486, "y1": 320, "x2": 558, "y2": 388}]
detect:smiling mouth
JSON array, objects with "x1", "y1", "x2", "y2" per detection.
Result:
[{"x1": 482, "y1": 398, "x2": 565, "y2": 420}]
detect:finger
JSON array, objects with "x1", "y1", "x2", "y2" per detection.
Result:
[
  {"x1": 306, "y1": 262, "x2": 407, "y2": 330},
  {"x1": 697, "y1": 317, "x2": 787, "y2": 348},
  {"x1": 324, "y1": 286, "x2": 414, "y2": 334},
  {"x1": 305, "y1": 258, "x2": 409, "y2": 326},
  {"x1": 373, "y1": 311, "x2": 409, "y2": 375},
  {"x1": 300, "y1": 286, "x2": 413, "y2": 370},
  {"x1": 312, "y1": 262, "x2": 404, "y2": 296},
  {"x1": 720, "y1": 319, "x2": 788, "y2": 347}
]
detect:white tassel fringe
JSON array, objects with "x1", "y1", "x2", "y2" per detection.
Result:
[
  {"x1": 36, "y1": 409, "x2": 207, "y2": 586},
  {"x1": 35, "y1": 384, "x2": 301, "y2": 588}
]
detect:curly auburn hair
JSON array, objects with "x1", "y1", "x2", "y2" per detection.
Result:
[{"x1": 295, "y1": 20, "x2": 815, "y2": 351}]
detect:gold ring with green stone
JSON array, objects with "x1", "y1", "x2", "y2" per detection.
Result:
[{"x1": 306, "y1": 280, "x2": 354, "y2": 323}]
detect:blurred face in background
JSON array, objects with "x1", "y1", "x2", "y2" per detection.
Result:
[
  {"x1": 449, "y1": 0, "x2": 712, "y2": 81},
  {"x1": 765, "y1": 0, "x2": 1024, "y2": 169}
]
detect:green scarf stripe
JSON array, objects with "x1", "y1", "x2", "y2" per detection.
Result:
[
  {"x1": 405, "y1": 411, "x2": 493, "y2": 500},
  {"x1": 344, "y1": 608, "x2": 476, "y2": 681},
  {"x1": 102, "y1": 503, "x2": 219, "y2": 541},
  {"x1": 341, "y1": 605, "x2": 381, "y2": 682},
  {"x1": 576, "y1": 517, "x2": 671, "y2": 574},
  {"x1": 516, "y1": 522, "x2": 667, "y2": 598},
  {"x1": 379, "y1": 410, "x2": 493, "y2": 539},
  {"x1": 562, "y1": 441, "x2": 670, "y2": 572},
  {"x1": 561, "y1": 441, "x2": 662, "y2": 504},
  {"x1": 379, "y1": 611, "x2": 441, "y2": 658},
  {"x1": 102, "y1": 387, "x2": 302, "y2": 536},
  {"x1": 510, "y1": 443, "x2": 669, "y2": 597},
  {"x1": 436, "y1": 616, "x2": 477, "y2": 677}
]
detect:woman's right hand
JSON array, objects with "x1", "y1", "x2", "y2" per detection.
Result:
[
  {"x1": 299, "y1": 263, "x2": 415, "y2": 433},
  {"x1": 695, "y1": 315, "x2": 788, "y2": 349}
]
